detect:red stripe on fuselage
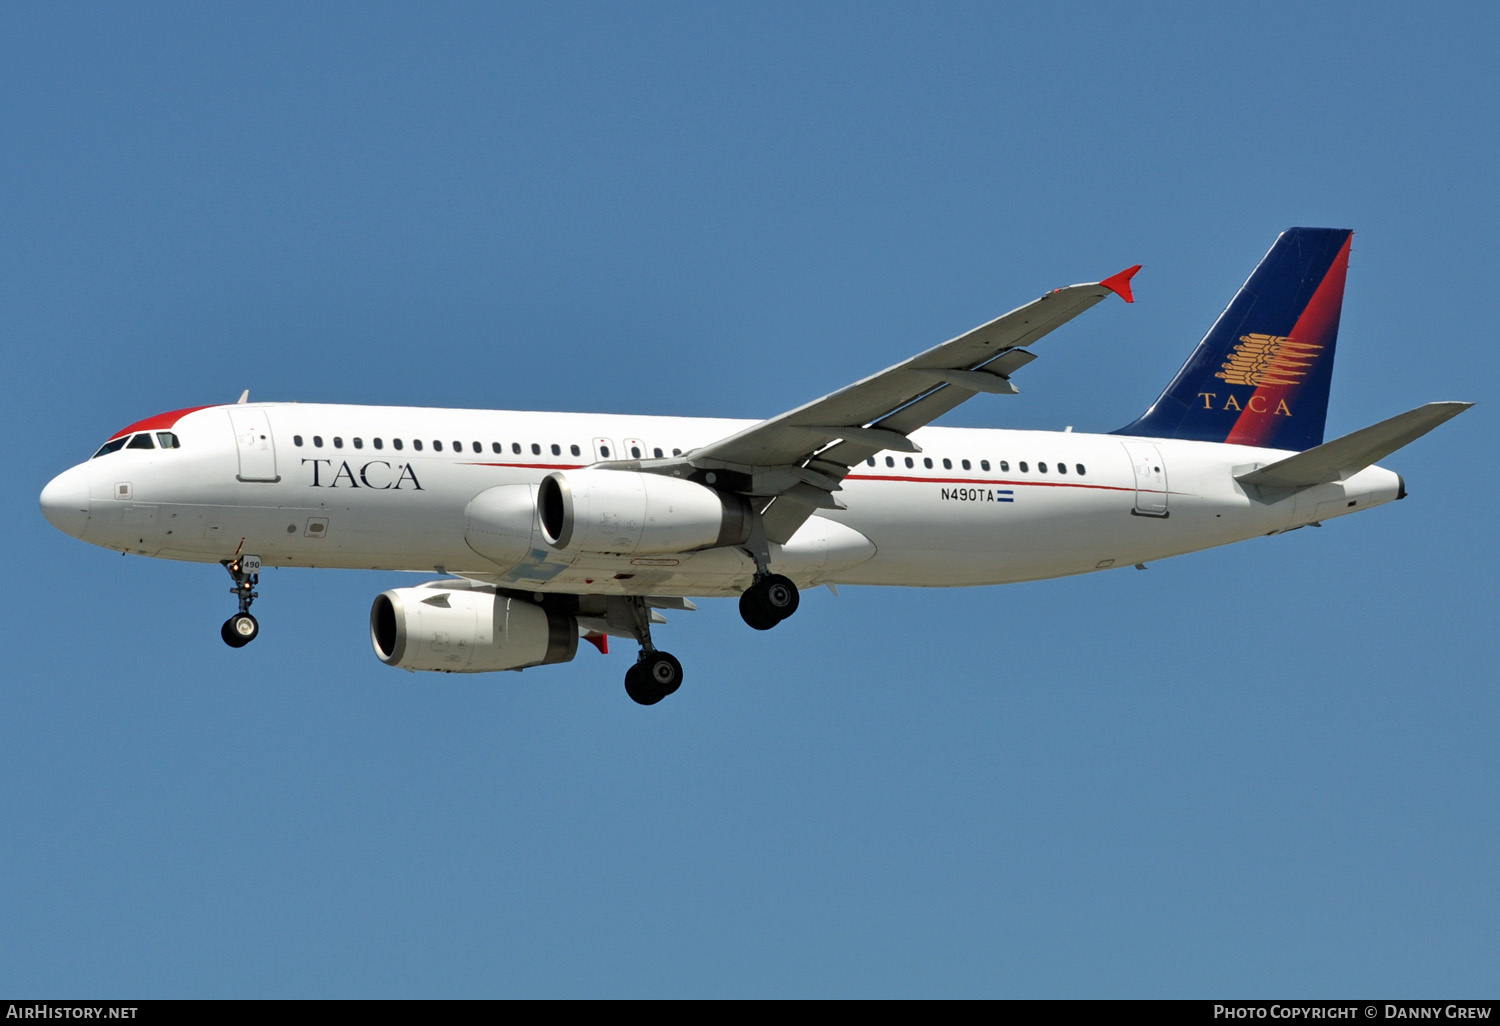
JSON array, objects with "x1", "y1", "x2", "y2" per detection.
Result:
[
  {"x1": 845, "y1": 473, "x2": 1134, "y2": 492},
  {"x1": 462, "y1": 462, "x2": 587, "y2": 470},
  {"x1": 461, "y1": 463, "x2": 1137, "y2": 494}
]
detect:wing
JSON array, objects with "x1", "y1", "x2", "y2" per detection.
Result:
[{"x1": 632, "y1": 266, "x2": 1139, "y2": 543}]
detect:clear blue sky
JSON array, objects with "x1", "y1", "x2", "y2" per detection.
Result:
[{"x1": 4, "y1": 1, "x2": 1495, "y2": 998}]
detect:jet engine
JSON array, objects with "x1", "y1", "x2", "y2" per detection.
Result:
[
  {"x1": 537, "y1": 469, "x2": 752, "y2": 555},
  {"x1": 370, "y1": 583, "x2": 577, "y2": 673}
]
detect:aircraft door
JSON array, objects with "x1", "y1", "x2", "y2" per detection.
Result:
[
  {"x1": 1121, "y1": 441, "x2": 1168, "y2": 517},
  {"x1": 228, "y1": 408, "x2": 280, "y2": 482}
]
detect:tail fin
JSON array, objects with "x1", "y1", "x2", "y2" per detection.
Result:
[{"x1": 1113, "y1": 227, "x2": 1353, "y2": 451}]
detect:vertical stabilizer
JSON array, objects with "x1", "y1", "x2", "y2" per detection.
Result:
[{"x1": 1113, "y1": 227, "x2": 1352, "y2": 451}]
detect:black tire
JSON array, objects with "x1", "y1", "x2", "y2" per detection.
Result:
[
  {"x1": 739, "y1": 588, "x2": 780, "y2": 631},
  {"x1": 224, "y1": 612, "x2": 258, "y2": 647},
  {"x1": 221, "y1": 615, "x2": 253, "y2": 648},
  {"x1": 624, "y1": 662, "x2": 664, "y2": 706}
]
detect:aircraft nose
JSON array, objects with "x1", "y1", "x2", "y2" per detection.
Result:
[{"x1": 40, "y1": 465, "x2": 90, "y2": 539}]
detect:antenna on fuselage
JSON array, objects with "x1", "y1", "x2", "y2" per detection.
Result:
[{"x1": 236, "y1": 390, "x2": 250, "y2": 404}]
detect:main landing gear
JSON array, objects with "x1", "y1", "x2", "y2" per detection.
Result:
[
  {"x1": 618, "y1": 596, "x2": 683, "y2": 706},
  {"x1": 739, "y1": 573, "x2": 800, "y2": 631},
  {"x1": 220, "y1": 555, "x2": 262, "y2": 648},
  {"x1": 625, "y1": 651, "x2": 683, "y2": 707}
]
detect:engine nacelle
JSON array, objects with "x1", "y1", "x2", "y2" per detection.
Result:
[
  {"x1": 464, "y1": 483, "x2": 541, "y2": 570},
  {"x1": 537, "y1": 469, "x2": 751, "y2": 555},
  {"x1": 370, "y1": 583, "x2": 577, "y2": 673}
]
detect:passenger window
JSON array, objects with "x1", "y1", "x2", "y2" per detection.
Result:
[
  {"x1": 961, "y1": 459, "x2": 971, "y2": 470},
  {"x1": 433, "y1": 440, "x2": 443, "y2": 452},
  {"x1": 413, "y1": 439, "x2": 423, "y2": 451},
  {"x1": 866, "y1": 457, "x2": 876, "y2": 467},
  {"x1": 1056, "y1": 462, "x2": 1066, "y2": 475},
  {"x1": 923, "y1": 457, "x2": 933, "y2": 469},
  {"x1": 333, "y1": 437, "x2": 343, "y2": 449},
  {"x1": 512, "y1": 443, "x2": 522, "y2": 454},
  {"x1": 980, "y1": 460, "x2": 990, "y2": 471},
  {"x1": 492, "y1": 442, "x2": 502, "y2": 453},
  {"x1": 353, "y1": 438, "x2": 364, "y2": 450},
  {"x1": 1076, "y1": 463, "x2": 1086, "y2": 475},
  {"x1": 904, "y1": 457, "x2": 914, "y2": 468},
  {"x1": 127, "y1": 433, "x2": 155, "y2": 449},
  {"x1": 1038, "y1": 462, "x2": 1047, "y2": 473},
  {"x1": 393, "y1": 438, "x2": 404, "y2": 451},
  {"x1": 551, "y1": 443, "x2": 561, "y2": 456},
  {"x1": 999, "y1": 461, "x2": 1009, "y2": 472},
  {"x1": 942, "y1": 458, "x2": 952, "y2": 470},
  {"x1": 599, "y1": 445, "x2": 610, "y2": 458},
  {"x1": 293, "y1": 435, "x2": 304, "y2": 447},
  {"x1": 373, "y1": 438, "x2": 383, "y2": 450},
  {"x1": 672, "y1": 448, "x2": 682, "y2": 457},
  {"x1": 313, "y1": 435, "x2": 323, "y2": 448},
  {"x1": 156, "y1": 432, "x2": 179, "y2": 449},
  {"x1": 571, "y1": 444, "x2": 582, "y2": 457},
  {"x1": 1019, "y1": 461, "x2": 1029, "y2": 473},
  {"x1": 885, "y1": 456, "x2": 895, "y2": 467},
  {"x1": 653, "y1": 447, "x2": 663, "y2": 459},
  {"x1": 630, "y1": 446, "x2": 641, "y2": 458},
  {"x1": 531, "y1": 443, "x2": 541, "y2": 455},
  {"x1": 453, "y1": 441, "x2": 462, "y2": 452}
]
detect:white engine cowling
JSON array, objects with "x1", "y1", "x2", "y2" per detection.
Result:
[
  {"x1": 537, "y1": 469, "x2": 751, "y2": 555},
  {"x1": 370, "y1": 583, "x2": 577, "y2": 673},
  {"x1": 464, "y1": 483, "x2": 541, "y2": 569}
]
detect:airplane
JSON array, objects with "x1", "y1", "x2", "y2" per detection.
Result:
[{"x1": 39, "y1": 228, "x2": 1471, "y2": 705}]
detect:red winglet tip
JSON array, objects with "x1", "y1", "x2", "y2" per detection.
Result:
[
  {"x1": 1099, "y1": 264, "x2": 1142, "y2": 304},
  {"x1": 583, "y1": 631, "x2": 609, "y2": 655}
]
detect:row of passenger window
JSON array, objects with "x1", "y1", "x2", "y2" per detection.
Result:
[
  {"x1": 864, "y1": 455, "x2": 1086, "y2": 476},
  {"x1": 92, "y1": 432, "x2": 181, "y2": 458},
  {"x1": 291, "y1": 434, "x2": 684, "y2": 460},
  {"x1": 293, "y1": 434, "x2": 584, "y2": 457}
]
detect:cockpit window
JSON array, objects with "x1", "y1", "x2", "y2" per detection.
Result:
[{"x1": 92, "y1": 429, "x2": 182, "y2": 459}]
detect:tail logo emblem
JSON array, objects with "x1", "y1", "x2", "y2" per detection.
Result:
[{"x1": 1215, "y1": 333, "x2": 1323, "y2": 387}]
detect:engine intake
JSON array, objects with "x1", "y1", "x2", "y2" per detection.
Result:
[
  {"x1": 370, "y1": 584, "x2": 577, "y2": 673},
  {"x1": 537, "y1": 469, "x2": 751, "y2": 555}
]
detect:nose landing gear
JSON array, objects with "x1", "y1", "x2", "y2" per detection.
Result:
[{"x1": 221, "y1": 555, "x2": 262, "y2": 648}]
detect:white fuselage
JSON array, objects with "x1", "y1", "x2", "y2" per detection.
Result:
[{"x1": 41, "y1": 402, "x2": 1404, "y2": 597}]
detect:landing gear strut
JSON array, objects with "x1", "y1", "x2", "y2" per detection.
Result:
[
  {"x1": 220, "y1": 555, "x2": 261, "y2": 648},
  {"x1": 737, "y1": 516, "x2": 800, "y2": 631},
  {"x1": 739, "y1": 573, "x2": 800, "y2": 631},
  {"x1": 616, "y1": 596, "x2": 683, "y2": 706}
]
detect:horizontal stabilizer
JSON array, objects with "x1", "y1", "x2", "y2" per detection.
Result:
[{"x1": 1236, "y1": 402, "x2": 1472, "y2": 489}]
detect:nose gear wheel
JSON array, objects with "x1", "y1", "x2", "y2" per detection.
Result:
[{"x1": 221, "y1": 555, "x2": 263, "y2": 648}]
